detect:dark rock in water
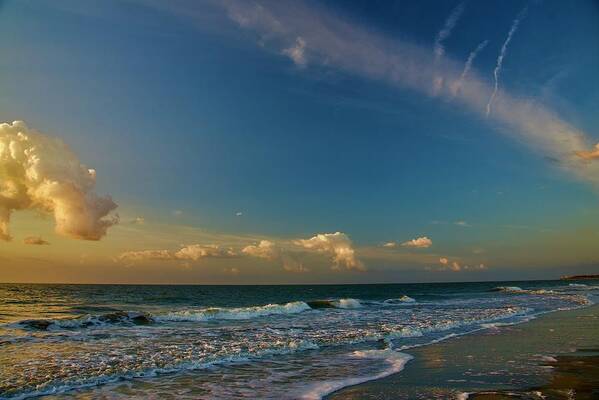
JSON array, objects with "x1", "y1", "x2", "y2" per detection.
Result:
[
  {"x1": 97, "y1": 311, "x2": 153, "y2": 325},
  {"x1": 19, "y1": 319, "x2": 53, "y2": 330},
  {"x1": 97, "y1": 311, "x2": 129, "y2": 324},
  {"x1": 18, "y1": 311, "x2": 153, "y2": 330},
  {"x1": 129, "y1": 313, "x2": 153, "y2": 325},
  {"x1": 307, "y1": 300, "x2": 336, "y2": 309}
]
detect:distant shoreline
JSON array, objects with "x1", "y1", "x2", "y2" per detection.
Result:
[
  {"x1": 560, "y1": 274, "x2": 599, "y2": 280},
  {"x1": 0, "y1": 277, "x2": 589, "y2": 286}
]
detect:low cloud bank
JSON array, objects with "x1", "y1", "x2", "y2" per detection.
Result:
[
  {"x1": 119, "y1": 244, "x2": 237, "y2": 263},
  {"x1": 119, "y1": 232, "x2": 363, "y2": 272}
]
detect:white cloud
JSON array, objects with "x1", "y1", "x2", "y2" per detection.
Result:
[
  {"x1": 450, "y1": 261, "x2": 462, "y2": 271},
  {"x1": 295, "y1": 232, "x2": 364, "y2": 271},
  {"x1": 236, "y1": 211, "x2": 243, "y2": 216},
  {"x1": 455, "y1": 221, "x2": 471, "y2": 227},
  {"x1": 210, "y1": 1, "x2": 599, "y2": 186},
  {"x1": 401, "y1": 236, "x2": 432, "y2": 248},
  {"x1": 283, "y1": 36, "x2": 307, "y2": 66},
  {"x1": 382, "y1": 241, "x2": 397, "y2": 248},
  {"x1": 131, "y1": 217, "x2": 145, "y2": 225},
  {"x1": 23, "y1": 236, "x2": 49, "y2": 245},
  {"x1": 242, "y1": 240, "x2": 278, "y2": 259},
  {"x1": 242, "y1": 240, "x2": 311, "y2": 273},
  {"x1": 0, "y1": 121, "x2": 118, "y2": 241},
  {"x1": 439, "y1": 257, "x2": 449, "y2": 265},
  {"x1": 282, "y1": 255, "x2": 310, "y2": 273},
  {"x1": 223, "y1": 266, "x2": 240, "y2": 274}
]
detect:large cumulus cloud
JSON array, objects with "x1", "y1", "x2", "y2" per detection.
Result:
[
  {"x1": 294, "y1": 232, "x2": 364, "y2": 271},
  {"x1": 0, "y1": 121, "x2": 118, "y2": 241},
  {"x1": 242, "y1": 240, "x2": 278, "y2": 259}
]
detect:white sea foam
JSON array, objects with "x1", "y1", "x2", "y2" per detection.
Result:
[
  {"x1": 156, "y1": 301, "x2": 311, "y2": 322},
  {"x1": 540, "y1": 355, "x2": 557, "y2": 363},
  {"x1": 296, "y1": 349, "x2": 413, "y2": 399},
  {"x1": 383, "y1": 295, "x2": 416, "y2": 304},
  {"x1": 4, "y1": 338, "x2": 321, "y2": 400},
  {"x1": 494, "y1": 286, "x2": 525, "y2": 293},
  {"x1": 332, "y1": 298, "x2": 362, "y2": 309}
]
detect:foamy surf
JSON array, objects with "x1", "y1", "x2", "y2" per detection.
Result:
[
  {"x1": 296, "y1": 350, "x2": 413, "y2": 400},
  {"x1": 1, "y1": 281, "x2": 595, "y2": 399},
  {"x1": 383, "y1": 295, "x2": 416, "y2": 304},
  {"x1": 156, "y1": 301, "x2": 311, "y2": 322}
]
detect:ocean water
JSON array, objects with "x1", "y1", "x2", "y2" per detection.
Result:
[{"x1": 0, "y1": 280, "x2": 596, "y2": 399}]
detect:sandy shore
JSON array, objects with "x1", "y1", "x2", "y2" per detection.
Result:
[{"x1": 327, "y1": 304, "x2": 599, "y2": 399}]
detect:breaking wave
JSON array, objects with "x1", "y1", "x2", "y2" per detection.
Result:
[{"x1": 157, "y1": 301, "x2": 311, "y2": 322}]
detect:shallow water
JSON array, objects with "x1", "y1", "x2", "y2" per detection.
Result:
[{"x1": 0, "y1": 280, "x2": 597, "y2": 399}]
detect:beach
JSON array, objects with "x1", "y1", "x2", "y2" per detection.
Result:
[{"x1": 329, "y1": 303, "x2": 599, "y2": 399}]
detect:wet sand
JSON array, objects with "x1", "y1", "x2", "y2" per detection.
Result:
[{"x1": 328, "y1": 304, "x2": 599, "y2": 399}]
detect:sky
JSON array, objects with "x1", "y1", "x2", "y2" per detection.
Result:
[{"x1": 0, "y1": 0, "x2": 598, "y2": 284}]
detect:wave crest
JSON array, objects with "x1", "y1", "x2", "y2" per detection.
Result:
[
  {"x1": 16, "y1": 311, "x2": 153, "y2": 330},
  {"x1": 156, "y1": 301, "x2": 311, "y2": 322},
  {"x1": 306, "y1": 298, "x2": 362, "y2": 309}
]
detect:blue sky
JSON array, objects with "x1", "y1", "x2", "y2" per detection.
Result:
[{"x1": 1, "y1": 0, "x2": 598, "y2": 283}]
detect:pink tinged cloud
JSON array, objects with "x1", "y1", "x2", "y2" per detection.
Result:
[
  {"x1": 437, "y1": 257, "x2": 486, "y2": 272},
  {"x1": 213, "y1": 0, "x2": 599, "y2": 186},
  {"x1": 401, "y1": 236, "x2": 432, "y2": 248},
  {"x1": 576, "y1": 143, "x2": 599, "y2": 161},
  {"x1": 283, "y1": 37, "x2": 307, "y2": 66},
  {"x1": 0, "y1": 121, "x2": 118, "y2": 241}
]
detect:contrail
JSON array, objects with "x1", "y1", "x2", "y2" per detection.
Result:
[
  {"x1": 486, "y1": 6, "x2": 528, "y2": 116},
  {"x1": 434, "y1": 2, "x2": 465, "y2": 62},
  {"x1": 453, "y1": 39, "x2": 489, "y2": 95}
]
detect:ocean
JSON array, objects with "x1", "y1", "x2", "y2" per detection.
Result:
[{"x1": 0, "y1": 280, "x2": 597, "y2": 399}]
